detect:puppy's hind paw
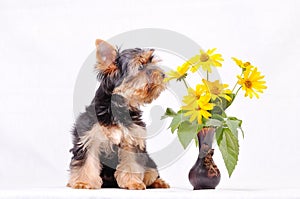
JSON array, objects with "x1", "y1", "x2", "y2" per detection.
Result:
[{"x1": 149, "y1": 178, "x2": 170, "y2": 189}]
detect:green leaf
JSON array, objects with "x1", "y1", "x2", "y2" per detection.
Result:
[
  {"x1": 194, "y1": 134, "x2": 199, "y2": 147},
  {"x1": 177, "y1": 121, "x2": 199, "y2": 149},
  {"x1": 215, "y1": 126, "x2": 223, "y2": 145},
  {"x1": 161, "y1": 108, "x2": 177, "y2": 119},
  {"x1": 168, "y1": 112, "x2": 188, "y2": 133},
  {"x1": 240, "y1": 126, "x2": 245, "y2": 139},
  {"x1": 211, "y1": 105, "x2": 223, "y2": 115},
  {"x1": 194, "y1": 124, "x2": 204, "y2": 147},
  {"x1": 218, "y1": 128, "x2": 239, "y2": 177},
  {"x1": 211, "y1": 114, "x2": 225, "y2": 121},
  {"x1": 221, "y1": 109, "x2": 227, "y2": 118},
  {"x1": 205, "y1": 118, "x2": 223, "y2": 127},
  {"x1": 225, "y1": 119, "x2": 240, "y2": 138},
  {"x1": 223, "y1": 93, "x2": 235, "y2": 110},
  {"x1": 227, "y1": 117, "x2": 242, "y2": 124},
  {"x1": 227, "y1": 117, "x2": 244, "y2": 138}
]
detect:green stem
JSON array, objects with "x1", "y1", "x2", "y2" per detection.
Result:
[
  {"x1": 230, "y1": 86, "x2": 242, "y2": 104},
  {"x1": 235, "y1": 86, "x2": 242, "y2": 96},
  {"x1": 206, "y1": 71, "x2": 209, "y2": 81},
  {"x1": 232, "y1": 71, "x2": 244, "y2": 92},
  {"x1": 182, "y1": 78, "x2": 189, "y2": 90},
  {"x1": 232, "y1": 81, "x2": 238, "y2": 92}
]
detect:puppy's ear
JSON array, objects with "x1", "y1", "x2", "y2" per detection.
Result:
[
  {"x1": 140, "y1": 49, "x2": 155, "y2": 64},
  {"x1": 95, "y1": 39, "x2": 118, "y2": 73}
]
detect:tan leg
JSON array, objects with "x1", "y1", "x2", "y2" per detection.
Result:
[
  {"x1": 68, "y1": 124, "x2": 103, "y2": 189},
  {"x1": 114, "y1": 146, "x2": 146, "y2": 190},
  {"x1": 68, "y1": 155, "x2": 102, "y2": 189}
]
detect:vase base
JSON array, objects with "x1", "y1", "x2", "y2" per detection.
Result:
[{"x1": 193, "y1": 187, "x2": 216, "y2": 190}]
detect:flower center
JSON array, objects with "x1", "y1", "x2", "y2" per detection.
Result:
[
  {"x1": 244, "y1": 62, "x2": 251, "y2": 68},
  {"x1": 211, "y1": 86, "x2": 220, "y2": 95},
  {"x1": 245, "y1": 80, "x2": 252, "y2": 88},
  {"x1": 200, "y1": 53, "x2": 209, "y2": 62}
]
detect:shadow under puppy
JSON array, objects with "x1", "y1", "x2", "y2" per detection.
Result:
[{"x1": 67, "y1": 39, "x2": 170, "y2": 190}]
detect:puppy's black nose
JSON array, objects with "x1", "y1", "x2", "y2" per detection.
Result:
[{"x1": 161, "y1": 72, "x2": 165, "y2": 78}]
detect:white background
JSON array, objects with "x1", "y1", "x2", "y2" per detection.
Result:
[{"x1": 0, "y1": 0, "x2": 300, "y2": 190}]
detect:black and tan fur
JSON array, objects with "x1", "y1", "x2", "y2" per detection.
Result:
[{"x1": 67, "y1": 39, "x2": 169, "y2": 190}]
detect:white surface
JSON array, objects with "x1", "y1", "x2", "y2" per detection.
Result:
[
  {"x1": 0, "y1": 0, "x2": 300, "y2": 192},
  {"x1": 1, "y1": 188, "x2": 300, "y2": 199}
]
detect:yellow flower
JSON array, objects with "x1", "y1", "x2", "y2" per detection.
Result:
[
  {"x1": 164, "y1": 62, "x2": 190, "y2": 82},
  {"x1": 181, "y1": 93, "x2": 215, "y2": 124},
  {"x1": 189, "y1": 48, "x2": 224, "y2": 73},
  {"x1": 232, "y1": 57, "x2": 253, "y2": 69},
  {"x1": 202, "y1": 79, "x2": 232, "y2": 101},
  {"x1": 237, "y1": 67, "x2": 267, "y2": 99},
  {"x1": 182, "y1": 84, "x2": 207, "y2": 105}
]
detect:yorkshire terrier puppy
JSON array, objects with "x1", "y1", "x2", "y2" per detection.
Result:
[{"x1": 67, "y1": 39, "x2": 170, "y2": 190}]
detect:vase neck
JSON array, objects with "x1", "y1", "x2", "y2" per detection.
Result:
[{"x1": 198, "y1": 128, "x2": 215, "y2": 158}]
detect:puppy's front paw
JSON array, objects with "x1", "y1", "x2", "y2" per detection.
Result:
[
  {"x1": 67, "y1": 180, "x2": 102, "y2": 189},
  {"x1": 126, "y1": 182, "x2": 146, "y2": 190}
]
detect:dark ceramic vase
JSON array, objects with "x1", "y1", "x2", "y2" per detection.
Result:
[{"x1": 188, "y1": 127, "x2": 221, "y2": 190}]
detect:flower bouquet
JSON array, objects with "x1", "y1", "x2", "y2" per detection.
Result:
[{"x1": 162, "y1": 48, "x2": 267, "y2": 189}]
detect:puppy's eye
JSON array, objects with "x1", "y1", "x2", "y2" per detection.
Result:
[{"x1": 138, "y1": 64, "x2": 144, "y2": 70}]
